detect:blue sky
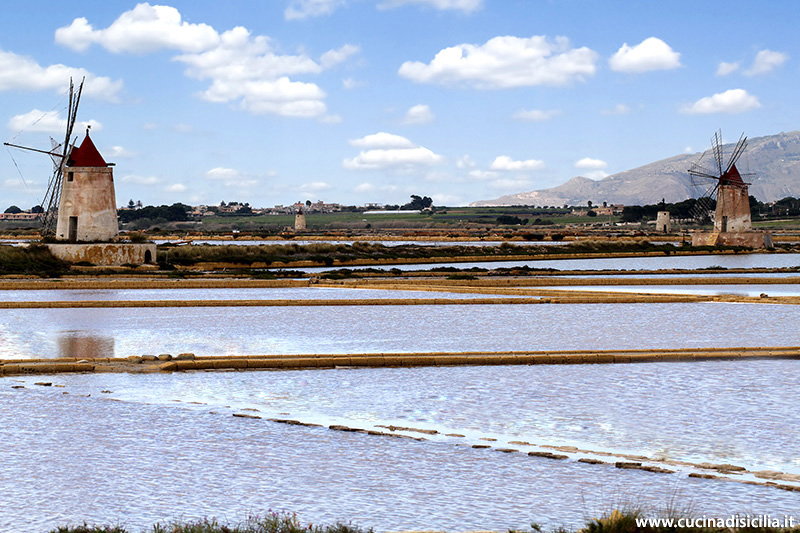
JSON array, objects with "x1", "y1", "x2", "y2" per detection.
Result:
[{"x1": 1, "y1": 0, "x2": 798, "y2": 209}]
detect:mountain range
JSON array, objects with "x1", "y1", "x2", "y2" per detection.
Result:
[{"x1": 470, "y1": 130, "x2": 800, "y2": 207}]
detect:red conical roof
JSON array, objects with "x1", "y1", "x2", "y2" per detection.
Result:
[
  {"x1": 67, "y1": 132, "x2": 107, "y2": 167},
  {"x1": 720, "y1": 164, "x2": 746, "y2": 187}
]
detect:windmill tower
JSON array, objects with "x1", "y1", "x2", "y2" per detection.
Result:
[
  {"x1": 295, "y1": 207, "x2": 306, "y2": 231},
  {"x1": 689, "y1": 131, "x2": 772, "y2": 248},
  {"x1": 55, "y1": 127, "x2": 119, "y2": 242},
  {"x1": 4, "y1": 78, "x2": 156, "y2": 265}
]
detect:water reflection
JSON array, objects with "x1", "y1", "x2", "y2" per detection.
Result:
[
  {"x1": 57, "y1": 333, "x2": 115, "y2": 359},
  {"x1": 2, "y1": 302, "x2": 800, "y2": 360}
]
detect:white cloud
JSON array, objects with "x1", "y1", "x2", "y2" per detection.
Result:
[
  {"x1": 456, "y1": 155, "x2": 476, "y2": 169},
  {"x1": 165, "y1": 183, "x2": 187, "y2": 192},
  {"x1": 716, "y1": 61, "x2": 739, "y2": 76},
  {"x1": 512, "y1": 109, "x2": 561, "y2": 122},
  {"x1": 0, "y1": 49, "x2": 122, "y2": 101},
  {"x1": 299, "y1": 181, "x2": 332, "y2": 192},
  {"x1": 172, "y1": 123, "x2": 194, "y2": 133},
  {"x1": 399, "y1": 35, "x2": 598, "y2": 89},
  {"x1": 121, "y1": 174, "x2": 162, "y2": 185},
  {"x1": 349, "y1": 132, "x2": 416, "y2": 149},
  {"x1": 7, "y1": 109, "x2": 101, "y2": 134},
  {"x1": 342, "y1": 77, "x2": 363, "y2": 89},
  {"x1": 680, "y1": 88, "x2": 761, "y2": 115},
  {"x1": 319, "y1": 114, "x2": 343, "y2": 124},
  {"x1": 4, "y1": 178, "x2": 43, "y2": 193},
  {"x1": 489, "y1": 155, "x2": 545, "y2": 171},
  {"x1": 488, "y1": 178, "x2": 532, "y2": 190},
  {"x1": 55, "y1": 4, "x2": 358, "y2": 118},
  {"x1": 402, "y1": 104, "x2": 434, "y2": 124},
  {"x1": 320, "y1": 44, "x2": 360, "y2": 69},
  {"x1": 205, "y1": 167, "x2": 259, "y2": 188},
  {"x1": 430, "y1": 193, "x2": 464, "y2": 205},
  {"x1": 106, "y1": 146, "x2": 136, "y2": 158},
  {"x1": 467, "y1": 169, "x2": 500, "y2": 181},
  {"x1": 574, "y1": 157, "x2": 607, "y2": 170},
  {"x1": 354, "y1": 182, "x2": 375, "y2": 193},
  {"x1": 344, "y1": 146, "x2": 443, "y2": 170},
  {"x1": 601, "y1": 103, "x2": 630, "y2": 115},
  {"x1": 344, "y1": 133, "x2": 443, "y2": 170},
  {"x1": 379, "y1": 0, "x2": 483, "y2": 12},
  {"x1": 285, "y1": 0, "x2": 346, "y2": 20},
  {"x1": 744, "y1": 49, "x2": 788, "y2": 76},
  {"x1": 609, "y1": 37, "x2": 681, "y2": 73},
  {"x1": 55, "y1": 3, "x2": 220, "y2": 53}
]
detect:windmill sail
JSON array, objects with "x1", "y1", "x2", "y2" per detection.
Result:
[{"x1": 40, "y1": 77, "x2": 84, "y2": 236}]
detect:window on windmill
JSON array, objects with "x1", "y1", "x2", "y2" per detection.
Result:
[{"x1": 67, "y1": 172, "x2": 74, "y2": 182}]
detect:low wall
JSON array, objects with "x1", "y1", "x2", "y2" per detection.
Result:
[
  {"x1": 692, "y1": 231, "x2": 773, "y2": 248},
  {"x1": 2, "y1": 347, "x2": 800, "y2": 376},
  {"x1": 46, "y1": 243, "x2": 157, "y2": 266}
]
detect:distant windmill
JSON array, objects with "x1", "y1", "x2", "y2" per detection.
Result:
[
  {"x1": 688, "y1": 130, "x2": 753, "y2": 228},
  {"x1": 688, "y1": 130, "x2": 771, "y2": 248}
]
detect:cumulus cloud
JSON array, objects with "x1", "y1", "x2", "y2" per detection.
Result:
[
  {"x1": 489, "y1": 155, "x2": 545, "y2": 171},
  {"x1": 680, "y1": 89, "x2": 761, "y2": 115},
  {"x1": 399, "y1": 35, "x2": 598, "y2": 89},
  {"x1": 716, "y1": 61, "x2": 739, "y2": 76},
  {"x1": 402, "y1": 104, "x2": 434, "y2": 124},
  {"x1": 574, "y1": 157, "x2": 607, "y2": 170},
  {"x1": 7, "y1": 109, "x2": 101, "y2": 134},
  {"x1": 379, "y1": 0, "x2": 483, "y2": 12},
  {"x1": 285, "y1": 0, "x2": 346, "y2": 20},
  {"x1": 349, "y1": 132, "x2": 416, "y2": 149},
  {"x1": 165, "y1": 183, "x2": 187, "y2": 192},
  {"x1": 55, "y1": 4, "x2": 359, "y2": 118},
  {"x1": 512, "y1": 109, "x2": 562, "y2": 122},
  {"x1": 609, "y1": 37, "x2": 681, "y2": 73},
  {"x1": 0, "y1": 49, "x2": 122, "y2": 101},
  {"x1": 344, "y1": 132, "x2": 443, "y2": 170},
  {"x1": 744, "y1": 49, "x2": 788, "y2": 76},
  {"x1": 55, "y1": 3, "x2": 220, "y2": 53}
]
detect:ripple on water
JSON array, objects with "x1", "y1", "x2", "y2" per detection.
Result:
[{"x1": 2, "y1": 359, "x2": 798, "y2": 531}]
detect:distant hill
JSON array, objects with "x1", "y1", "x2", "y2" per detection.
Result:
[{"x1": 470, "y1": 130, "x2": 800, "y2": 207}]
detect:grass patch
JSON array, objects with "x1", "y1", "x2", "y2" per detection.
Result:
[
  {"x1": 0, "y1": 244, "x2": 69, "y2": 277},
  {"x1": 52, "y1": 512, "x2": 373, "y2": 533}
]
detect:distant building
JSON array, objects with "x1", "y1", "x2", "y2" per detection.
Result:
[{"x1": 0, "y1": 212, "x2": 39, "y2": 221}]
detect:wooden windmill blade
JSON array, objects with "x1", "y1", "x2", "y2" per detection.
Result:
[
  {"x1": 40, "y1": 77, "x2": 84, "y2": 236},
  {"x1": 723, "y1": 133, "x2": 749, "y2": 181}
]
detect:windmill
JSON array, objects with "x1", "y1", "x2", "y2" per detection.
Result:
[
  {"x1": 688, "y1": 130, "x2": 753, "y2": 227},
  {"x1": 3, "y1": 77, "x2": 83, "y2": 236},
  {"x1": 688, "y1": 130, "x2": 772, "y2": 247}
]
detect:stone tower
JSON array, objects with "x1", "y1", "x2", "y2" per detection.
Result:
[
  {"x1": 655, "y1": 211, "x2": 671, "y2": 233},
  {"x1": 55, "y1": 131, "x2": 119, "y2": 243},
  {"x1": 295, "y1": 208, "x2": 306, "y2": 231}
]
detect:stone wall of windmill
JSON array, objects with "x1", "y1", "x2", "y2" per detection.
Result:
[{"x1": 45, "y1": 131, "x2": 157, "y2": 265}]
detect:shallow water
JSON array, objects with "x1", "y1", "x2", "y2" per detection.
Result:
[
  {"x1": 1, "y1": 302, "x2": 799, "y2": 360},
  {"x1": 2, "y1": 361, "x2": 799, "y2": 532},
  {"x1": 0, "y1": 286, "x2": 513, "y2": 303},
  {"x1": 540, "y1": 284, "x2": 800, "y2": 297},
  {"x1": 302, "y1": 253, "x2": 800, "y2": 273}
]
